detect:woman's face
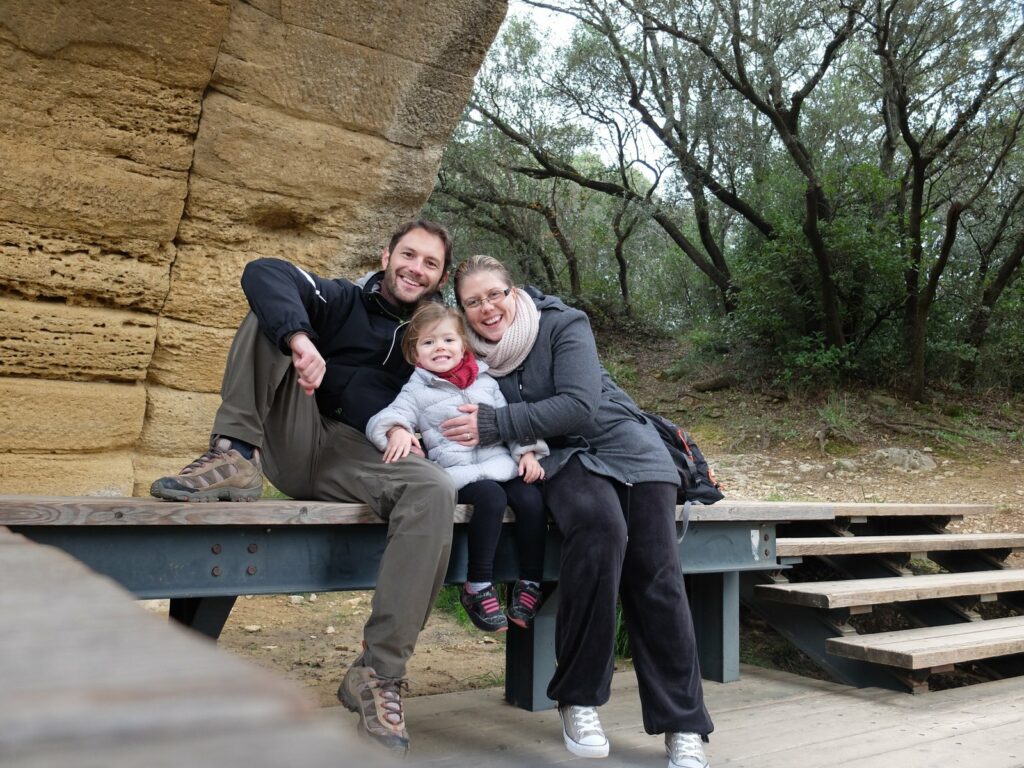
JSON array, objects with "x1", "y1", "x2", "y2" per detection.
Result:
[{"x1": 458, "y1": 271, "x2": 517, "y2": 343}]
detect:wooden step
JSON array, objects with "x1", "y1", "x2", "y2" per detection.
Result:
[
  {"x1": 754, "y1": 569, "x2": 1024, "y2": 610},
  {"x1": 826, "y1": 615, "x2": 1024, "y2": 669},
  {"x1": 776, "y1": 533, "x2": 1024, "y2": 558}
]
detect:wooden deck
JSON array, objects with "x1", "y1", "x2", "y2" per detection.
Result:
[{"x1": 398, "y1": 664, "x2": 1024, "y2": 767}]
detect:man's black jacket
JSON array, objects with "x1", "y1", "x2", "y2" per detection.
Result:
[{"x1": 240, "y1": 257, "x2": 418, "y2": 432}]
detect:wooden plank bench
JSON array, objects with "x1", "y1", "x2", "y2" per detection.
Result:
[
  {"x1": 0, "y1": 494, "x2": 810, "y2": 710},
  {"x1": 754, "y1": 569, "x2": 1024, "y2": 611},
  {"x1": 0, "y1": 526, "x2": 364, "y2": 767},
  {"x1": 0, "y1": 495, "x2": 994, "y2": 709},
  {"x1": 776, "y1": 533, "x2": 1024, "y2": 558}
]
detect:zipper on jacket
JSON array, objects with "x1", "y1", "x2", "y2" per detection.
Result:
[{"x1": 383, "y1": 319, "x2": 409, "y2": 366}]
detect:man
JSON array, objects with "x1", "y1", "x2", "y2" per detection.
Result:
[{"x1": 151, "y1": 220, "x2": 457, "y2": 755}]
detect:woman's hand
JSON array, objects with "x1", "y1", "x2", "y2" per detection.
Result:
[
  {"x1": 382, "y1": 426, "x2": 419, "y2": 463},
  {"x1": 518, "y1": 452, "x2": 545, "y2": 484},
  {"x1": 441, "y1": 403, "x2": 479, "y2": 447},
  {"x1": 289, "y1": 333, "x2": 326, "y2": 395}
]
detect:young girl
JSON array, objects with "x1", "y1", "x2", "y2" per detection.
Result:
[{"x1": 366, "y1": 303, "x2": 548, "y2": 632}]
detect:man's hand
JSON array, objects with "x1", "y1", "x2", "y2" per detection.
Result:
[
  {"x1": 289, "y1": 333, "x2": 326, "y2": 395},
  {"x1": 441, "y1": 403, "x2": 479, "y2": 446},
  {"x1": 519, "y1": 452, "x2": 546, "y2": 484}
]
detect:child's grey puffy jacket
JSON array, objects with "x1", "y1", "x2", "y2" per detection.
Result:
[{"x1": 366, "y1": 361, "x2": 549, "y2": 490}]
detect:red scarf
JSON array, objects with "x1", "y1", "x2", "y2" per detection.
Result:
[{"x1": 427, "y1": 350, "x2": 479, "y2": 389}]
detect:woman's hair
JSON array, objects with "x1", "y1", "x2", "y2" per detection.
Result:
[
  {"x1": 452, "y1": 255, "x2": 516, "y2": 307},
  {"x1": 401, "y1": 302, "x2": 469, "y2": 365}
]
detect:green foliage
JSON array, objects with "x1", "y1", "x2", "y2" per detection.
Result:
[
  {"x1": 428, "y1": 1, "x2": 1024, "y2": 395},
  {"x1": 777, "y1": 334, "x2": 855, "y2": 388}
]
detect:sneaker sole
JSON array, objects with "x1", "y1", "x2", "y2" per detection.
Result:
[
  {"x1": 150, "y1": 482, "x2": 262, "y2": 502},
  {"x1": 560, "y1": 712, "x2": 610, "y2": 759},
  {"x1": 562, "y1": 730, "x2": 610, "y2": 759}
]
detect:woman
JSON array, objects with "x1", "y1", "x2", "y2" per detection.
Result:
[{"x1": 440, "y1": 255, "x2": 714, "y2": 768}]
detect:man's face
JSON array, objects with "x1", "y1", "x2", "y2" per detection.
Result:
[{"x1": 379, "y1": 228, "x2": 448, "y2": 308}]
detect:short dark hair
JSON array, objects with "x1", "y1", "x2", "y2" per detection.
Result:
[{"x1": 388, "y1": 219, "x2": 454, "y2": 275}]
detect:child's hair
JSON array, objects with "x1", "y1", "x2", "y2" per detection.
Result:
[{"x1": 401, "y1": 302, "x2": 469, "y2": 365}]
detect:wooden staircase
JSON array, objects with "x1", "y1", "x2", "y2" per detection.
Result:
[{"x1": 741, "y1": 502, "x2": 1024, "y2": 692}]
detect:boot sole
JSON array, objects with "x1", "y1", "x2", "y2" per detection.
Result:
[
  {"x1": 336, "y1": 681, "x2": 409, "y2": 755},
  {"x1": 150, "y1": 482, "x2": 262, "y2": 502}
]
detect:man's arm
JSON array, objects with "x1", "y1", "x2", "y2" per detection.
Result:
[{"x1": 240, "y1": 258, "x2": 354, "y2": 354}]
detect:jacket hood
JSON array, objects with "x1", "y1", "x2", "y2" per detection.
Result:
[{"x1": 522, "y1": 284, "x2": 572, "y2": 313}]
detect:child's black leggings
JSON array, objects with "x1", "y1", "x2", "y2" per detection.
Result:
[{"x1": 458, "y1": 477, "x2": 546, "y2": 583}]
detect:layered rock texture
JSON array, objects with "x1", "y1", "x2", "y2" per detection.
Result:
[{"x1": 0, "y1": 0, "x2": 506, "y2": 495}]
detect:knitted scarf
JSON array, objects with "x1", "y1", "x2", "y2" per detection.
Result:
[
  {"x1": 467, "y1": 288, "x2": 540, "y2": 377},
  {"x1": 430, "y1": 350, "x2": 479, "y2": 390}
]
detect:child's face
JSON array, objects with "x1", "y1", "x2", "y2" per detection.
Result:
[{"x1": 414, "y1": 317, "x2": 466, "y2": 374}]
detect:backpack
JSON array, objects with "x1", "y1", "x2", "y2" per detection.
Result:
[{"x1": 644, "y1": 411, "x2": 725, "y2": 506}]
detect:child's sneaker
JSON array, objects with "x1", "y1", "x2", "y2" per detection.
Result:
[
  {"x1": 507, "y1": 580, "x2": 543, "y2": 629},
  {"x1": 460, "y1": 584, "x2": 508, "y2": 632}
]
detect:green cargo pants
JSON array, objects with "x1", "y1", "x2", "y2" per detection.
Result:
[{"x1": 212, "y1": 313, "x2": 456, "y2": 678}]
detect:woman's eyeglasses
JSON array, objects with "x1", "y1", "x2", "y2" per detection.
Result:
[{"x1": 461, "y1": 287, "x2": 512, "y2": 310}]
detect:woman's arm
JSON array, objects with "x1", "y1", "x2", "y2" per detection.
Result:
[{"x1": 482, "y1": 311, "x2": 602, "y2": 446}]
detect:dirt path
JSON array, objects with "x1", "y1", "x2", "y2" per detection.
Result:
[{"x1": 173, "y1": 334, "x2": 1024, "y2": 705}]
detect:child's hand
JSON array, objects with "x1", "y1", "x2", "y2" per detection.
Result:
[
  {"x1": 383, "y1": 427, "x2": 417, "y2": 463},
  {"x1": 519, "y1": 452, "x2": 545, "y2": 483}
]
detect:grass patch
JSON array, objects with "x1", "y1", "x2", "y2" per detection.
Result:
[
  {"x1": 463, "y1": 670, "x2": 505, "y2": 687},
  {"x1": 434, "y1": 585, "x2": 472, "y2": 629}
]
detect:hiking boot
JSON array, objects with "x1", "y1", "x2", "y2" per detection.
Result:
[
  {"x1": 460, "y1": 584, "x2": 508, "y2": 632},
  {"x1": 150, "y1": 437, "x2": 262, "y2": 502},
  {"x1": 559, "y1": 704, "x2": 609, "y2": 758},
  {"x1": 337, "y1": 662, "x2": 411, "y2": 755},
  {"x1": 506, "y1": 580, "x2": 543, "y2": 629},
  {"x1": 666, "y1": 732, "x2": 709, "y2": 768}
]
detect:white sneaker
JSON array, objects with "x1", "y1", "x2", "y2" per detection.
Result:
[
  {"x1": 559, "y1": 705, "x2": 610, "y2": 758},
  {"x1": 666, "y1": 732, "x2": 709, "y2": 768}
]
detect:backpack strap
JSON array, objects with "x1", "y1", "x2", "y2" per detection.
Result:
[{"x1": 677, "y1": 500, "x2": 693, "y2": 544}]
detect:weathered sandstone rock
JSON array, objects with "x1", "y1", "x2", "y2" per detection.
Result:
[
  {"x1": 247, "y1": 0, "x2": 504, "y2": 73},
  {"x1": 0, "y1": 223, "x2": 173, "y2": 311},
  {"x1": 0, "y1": 0, "x2": 230, "y2": 89},
  {"x1": 0, "y1": 453, "x2": 135, "y2": 497},
  {"x1": 0, "y1": 0, "x2": 508, "y2": 497},
  {"x1": 0, "y1": 378, "x2": 146, "y2": 451},
  {"x1": 0, "y1": 297, "x2": 157, "y2": 381},
  {"x1": 214, "y1": 1, "x2": 480, "y2": 148},
  {"x1": 138, "y1": 386, "x2": 222, "y2": 456},
  {"x1": 149, "y1": 318, "x2": 235, "y2": 393}
]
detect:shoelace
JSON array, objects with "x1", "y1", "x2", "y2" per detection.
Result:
[
  {"x1": 180, "y1": 447, "x2": 225, "y2": 475},
  {"x1": 569, "y1": 706, "x2": 605, "y2": 739},
  {"x1": 667, "y1": 732, "x2": 706, "y2": 762},
  {"x1": 369, "y1": 675, "x2": 410, "y2": 726}
]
